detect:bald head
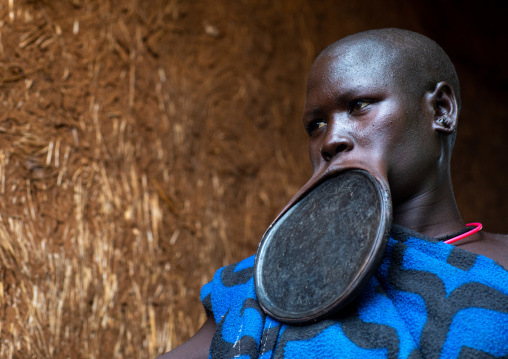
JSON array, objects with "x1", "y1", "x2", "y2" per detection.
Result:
[
  {"x1": 304, "y1": 28, "x2": 462, "y2": 203},
  {"x1": 318, "y1": 28, "x2": 461, "y2": 112}
]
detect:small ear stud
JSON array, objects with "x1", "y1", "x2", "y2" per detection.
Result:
[{"x1": 437, "y1": 117, "x2": 450, "y2": 128}]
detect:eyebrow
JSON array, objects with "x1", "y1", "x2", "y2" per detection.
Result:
[
  {"x1": 303, "y1": 85, "x2": 382, "y2": 122},
  {"x1": 302, "y1": 89, "x2": 354, "y2": 120},
  {"x1": 302, "y1": 107, "x2": 325, "y2": 122}
]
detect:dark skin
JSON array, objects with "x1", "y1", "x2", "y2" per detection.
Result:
[
  {"x1": 158, "y1": 30, "x2": 508, "y2": 358},
  {"x1": 156, "y1": 318, "x2": 215, "y2": 359},
  {"x1": 303, "y1": 39, "x2": 508, "y2": 268}
]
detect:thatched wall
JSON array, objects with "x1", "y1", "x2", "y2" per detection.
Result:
[{"x1": 0, "y1": 1, "x2": 506, "y2": 358}]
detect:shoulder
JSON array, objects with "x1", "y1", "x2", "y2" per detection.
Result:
[
  {"x1": 455, "y1": 232, "x2": 508, "y2": 270},
  {"x1": 204, "y1": 255, "x2": 256, "y2": 289},
  {"x1": 216, "y1": 255, "x2": 256, "y2": 286},
  {"x1": 156, "y1": 317, "x2": 216, "y2": 359},
  {"x1": 201, "y1": 255, "x2": 257, "y2": 323}
]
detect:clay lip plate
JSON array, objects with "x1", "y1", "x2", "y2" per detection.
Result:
[{"x1": 254, "y1": 169, "x2": 392, "y2": 324}]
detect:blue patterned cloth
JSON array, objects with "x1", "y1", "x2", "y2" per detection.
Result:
[{"x1": 201, "y1": 226, "x2": 508, "y2": 358}]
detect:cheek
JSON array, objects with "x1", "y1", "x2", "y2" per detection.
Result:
[
  {"x1": 308, "y1": 141, "x2": 321, "y2": 171},
  {"x1": 384, "y1": 130, "x2": 439, "y2": 202},
  {"x1": 360, "y1": 116, "x2": 407, "y2": 175}
]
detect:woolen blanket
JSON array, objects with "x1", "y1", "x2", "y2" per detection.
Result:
[{"x1": 201, "y1": 225, "x2": 508, "y2": 358}]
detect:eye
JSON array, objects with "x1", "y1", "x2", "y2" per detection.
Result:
[
  {"x1": 305, "y1": 120, "x2": 327, "y2": 136},
  {"x1": 349, "y1": 100, "x2": 371, "y2": 114}
]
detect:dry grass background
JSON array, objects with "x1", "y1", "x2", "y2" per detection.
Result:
[
  {"x1": 0, "y1": 0, "x2": 506, "y2": 358},
  {"x1": 0, "y1": 0, "x2": 316, "y2": 357}
]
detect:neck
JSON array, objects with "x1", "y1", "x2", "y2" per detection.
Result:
[{"x1": 392, "y1": 179, "x2": 464, "y2": 238}]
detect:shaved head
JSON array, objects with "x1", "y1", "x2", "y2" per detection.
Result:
[
  {"x1": 304, "y1": 28, "x2": 462, "y2": 203},
  {"x1": 312, "y1": 28, "x2": 461, "y2": 150},
  {"x1": 318, "y1": 28, "x2": 461, "y2": 112}
]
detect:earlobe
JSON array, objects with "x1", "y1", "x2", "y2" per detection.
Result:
[
  {"x1": 436, "y1": 116, "x2": 452, "y2": 130},
  {"x1": 430, "y1": 82, "x2": 458, "y2": 135}
]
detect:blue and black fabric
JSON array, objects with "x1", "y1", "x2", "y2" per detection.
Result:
[{"x1": 201, "y1": 225, "x2": 508, "y2": 358}]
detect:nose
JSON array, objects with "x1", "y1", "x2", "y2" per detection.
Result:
[{"x1": 320, "y1": 125, "x2": 354, "y2": 162}]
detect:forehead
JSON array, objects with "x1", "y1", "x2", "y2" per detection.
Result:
[{"x1": 306, "y1": 44, "x2": 400, "y2": 98}]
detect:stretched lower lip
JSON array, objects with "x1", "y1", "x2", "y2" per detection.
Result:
[
  {"x1": 268, "y1": 164, "x2": 376, "y2": 228},
  {"x1": 316, "y1": 158, "x2": 387, "y2": 188},
  {"x1": 315, "y1": 162, "x2": 372, "y2": 187}
]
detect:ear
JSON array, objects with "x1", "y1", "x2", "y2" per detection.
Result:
[{"x1": 428, "y1": 82, "x2": 458, "y2": 135}]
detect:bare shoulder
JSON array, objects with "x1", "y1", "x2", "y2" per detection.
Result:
[
  {"x1": 156, "y1": 317, "x2": 216, "y2": 359},
  {"x1": 455, "y1": 231, "x2": 508, "y2": 270}
]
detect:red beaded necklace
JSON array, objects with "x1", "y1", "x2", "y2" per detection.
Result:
[{"x1": 443, "y1": 222, "x2": 483, "y2": 244}]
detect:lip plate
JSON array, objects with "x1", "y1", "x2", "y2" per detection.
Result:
[{"x1": 254, "y1": 169, "x2": 392, "y2": 324}]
